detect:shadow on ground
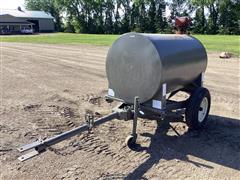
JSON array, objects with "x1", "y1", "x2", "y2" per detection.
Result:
[{"x1": 124, "y1": 115, "x2": 240, "y2": 179}]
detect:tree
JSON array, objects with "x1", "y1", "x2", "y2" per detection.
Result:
[
  {"x1": 169, "y1": 0, "x2": 192, "y2": 17},
  {"x1": 191, "y1": 0, "x2": 239, "y2": 34},
  {"x1": 155, "y1": 0, "x2": 168, "y2": 33},
  {"x1": 120, "y1": 0, "x2": 132, "y2": 33},
  {"x1": 93, "y1": 0, "x2": 104, "y2": 34},
  {"x1": 192, "y1": 5, "x2": 206, "y2": 33},
  {"x1": 113, "y1": 1, "x2": 121, "y2": 33},
  {"x1": 147, "y1": 0, "x2": 157, "y2": 32},
  {"x1": 25, "y1": 0, "x2": 240, "y2": 35},
  {"x1": 135, "y1": 0, "x2": 148, "y2": 32},
  {"x1": 206, "y1": 0, "x2": 219, "y2": 34},
  {"x1": 130, "y1": 2, "x2": 139, "y2": 31},
  {"x1": 104, "y1": 0, "x2": 114, "y2": 34},
  {"x1": 191, "y1": 0, "x2": 206, "y2": 34},
  {"x1": 218, "y1": 0, "x2": 240, "y2": 34}
]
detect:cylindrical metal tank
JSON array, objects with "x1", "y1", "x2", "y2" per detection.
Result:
[{"x1": 106, "y1": 32, "x2": 207, "y2": 104}]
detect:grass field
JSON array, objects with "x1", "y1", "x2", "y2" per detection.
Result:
[{"x1": 1, "y1": 33, "x2": 239, "y2": 55}]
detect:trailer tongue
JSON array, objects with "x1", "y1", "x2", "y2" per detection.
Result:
[{"x1": 18, "y1": 112, "x2": 120, "y2": 161}]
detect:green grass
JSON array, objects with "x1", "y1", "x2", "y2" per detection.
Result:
[
  {"x1": 0, "y1": 33, "x2": 119, "y2": 46},
  {"x1": 194, "y1": 35, "x2": 239, "y2": 56},
  {"x1": 1, "y1": 33, "x2": 239, "y2": 55}
]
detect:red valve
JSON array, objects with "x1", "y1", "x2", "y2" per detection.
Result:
[{"x1": 175, "y1": 16, "x2": 191, "y2": 34}]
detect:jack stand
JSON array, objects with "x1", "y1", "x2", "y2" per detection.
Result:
[{"x1": 125, "y1": 96, "x2": 139, "y2": 147}]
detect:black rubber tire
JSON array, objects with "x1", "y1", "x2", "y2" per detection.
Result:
[
  {"x1": 185, "y1": 87, "x2": 211, "y2": 130},
  {"x1": 125, "y1": 135, "x2": 137, "y2": 148}
]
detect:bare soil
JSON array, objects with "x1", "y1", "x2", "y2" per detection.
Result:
[{"x1": 0, "y1": 43, "x2": 239, "y2": 180}]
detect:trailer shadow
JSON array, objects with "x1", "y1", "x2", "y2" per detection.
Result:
[{"x1": 125, "y1": 115, "x2": 240, "y2": 179}]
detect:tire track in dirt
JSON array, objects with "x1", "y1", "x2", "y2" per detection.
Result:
[
  {"x1": 4, "y1": 42, "x2": 109, "y2": 52},
  {"x1": 206, "y1": 73, "x2": 239, "y2": 85},
  {"x1": 2, "y1": 47, "x2": 107, "y2": 82},
  {"x1": 3, "y1": 46, "x2": 107, "y2": 66},
  {"x1": 3, "y1": 47, "x2": 106, "y2": 71},
  {"x1": 4, "y1": 55, "x2": 104, "y2": 77},
  {"x1": 2, "y1": 53, "x2": 106, "y2": 83},
  {"x1": 3, "y1": 51, "x2": 106, "y2": 70},
  {"x1": 3, "y1": 45, "x2": 107, "y2": 63}
]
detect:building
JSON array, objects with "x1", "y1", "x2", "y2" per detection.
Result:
[{"x1": 0, "y1": 8, "x2": 54, "y2": 34}]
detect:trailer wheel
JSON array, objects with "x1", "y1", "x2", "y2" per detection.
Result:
[
  {"x1": 185, "y1": 87, "x2": 211, "y2": 130},
  {"x1": 125, "y1": 135, "x2": 137, "y2": 148}
]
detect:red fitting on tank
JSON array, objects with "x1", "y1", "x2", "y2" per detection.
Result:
[{"x1": 175, "y1": 16, "x2": 191, "y2": 34}]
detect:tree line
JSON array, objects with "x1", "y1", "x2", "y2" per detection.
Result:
[{"x1": 25, "y1": 0, "x2": 240, "y2": 35}]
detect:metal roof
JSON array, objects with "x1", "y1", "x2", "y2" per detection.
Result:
[{"x1": 0, "y1": 9, "x2": 54, "y2": 19}]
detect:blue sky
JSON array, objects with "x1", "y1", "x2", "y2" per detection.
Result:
[{"x1": 0, "y1": 0, "x2": 25, "y2": 9}]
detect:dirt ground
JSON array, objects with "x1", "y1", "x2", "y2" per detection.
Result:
[{"x1": 0, "y1": 43, "x2": 239, "y2": 180}]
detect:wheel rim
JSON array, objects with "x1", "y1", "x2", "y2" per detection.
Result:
[{"x1": 198, "y1": 97, "x2": 209, "y2": 123}]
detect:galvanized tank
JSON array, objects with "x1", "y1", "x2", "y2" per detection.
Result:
[{"x1": 106, "y1": 32, "x2": 207, "y2": 104}]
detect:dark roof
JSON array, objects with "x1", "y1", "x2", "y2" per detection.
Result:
[{"x1": 0, "y1": 9, "x2": 54, "y2": 19}]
